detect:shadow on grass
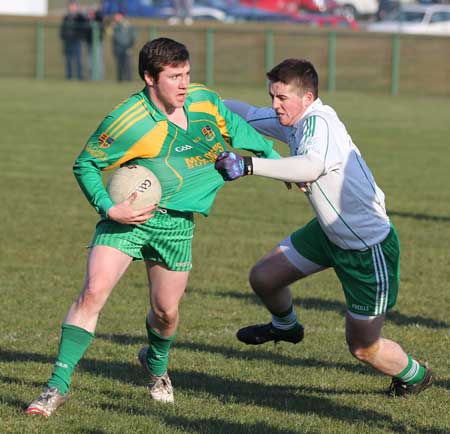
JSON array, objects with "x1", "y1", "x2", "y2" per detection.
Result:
[
  {"x1": 0, "y1": 394, "x2": 29, "y2": 412},
  {"x1": 0, "y1": 374, "x2": 43, "y2": 389},
  {"x1": 94, "y1": 333, "x2": 374, "y2": 377},
  {"x1": 177, "y1": 341, "x2": 375, "y2": 376},
  {"x1": 163, "y1": 415, "x2": 450, "y2": 434},
  {"x1": 0, "y1": 350, "x2": 142, "y2": 388},
  {"x1": 387, "y1": 311, "x2": 449, "y2": 330},
  {"x1": 73, "y1": 430, "x2": 109, "y2": 434},
  {"x1": 98, "y1": 370, "x2": 410, "y2": 434},
  {"x1": 435, "y1": 378, "x2": 450, "y2": 390},
  {"x1": 388, "y1": 210, "x2": 450, "y2": 223},
  {"x1": 162, "y1": 416, "x2": 307, "y2": 434},
  {"x1": 205, "y1": 291, "x2": 450, "y2": 330},
  {"x1": 1, "y1": 353, "x2": 445, "y2": 434}
]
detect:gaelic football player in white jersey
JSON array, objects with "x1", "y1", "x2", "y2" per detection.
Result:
[{"x1": 215, "y1": 58, "x2": 433, "y2": 397}]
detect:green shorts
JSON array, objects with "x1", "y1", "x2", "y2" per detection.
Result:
[
  {"x1": 90, "y1": 209, "x2": 195, "y2": 271},
  {"x1": 284, "y1": 218, "x2": 400, "y2": 317}
]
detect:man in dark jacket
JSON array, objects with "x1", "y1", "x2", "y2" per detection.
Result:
[{"x1": 60, "y1": 1, "x2": 87, "y2": 80}]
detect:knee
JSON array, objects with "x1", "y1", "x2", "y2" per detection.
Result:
[
  {"x1": 249, "y1": 263, "x2": 272, "y2": 293},
  {"x1": 151, "y1": 305, "x2": 179, "y2": 328},
  {"x1": 76, "y1": 285, "x2": 108, "y2": 314},
  {"x1": 348, "y1": 340, "x2": 380, "y2": 364}
]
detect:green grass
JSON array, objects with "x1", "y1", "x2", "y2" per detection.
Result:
[{"x1": 1, "y1": 78, "x2": 450, "y2": 434}]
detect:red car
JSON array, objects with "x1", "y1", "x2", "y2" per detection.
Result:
[
  {"x1": 240, "y1": 0, "x2": 338, "y2": 15},
  {"x1": 293, "y1": 12, "x2": 358, "y2": 28}
]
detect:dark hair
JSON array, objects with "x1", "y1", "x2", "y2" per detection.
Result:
[
  {"x1": 266, "y1": 59, "x2": 319, "y2": 99},
  {"x1": 138, "y1": 37, "x2": 190, "y2": 81}
]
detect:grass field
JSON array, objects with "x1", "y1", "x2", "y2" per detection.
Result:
[{"x1": 1, "y1": 78, "x2": 450, "y2": 434}]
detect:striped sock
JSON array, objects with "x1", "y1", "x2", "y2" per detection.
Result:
[
  {"x1": 271, "y1": 305, "x2": 299, "y2": 331},
  {"x1": 395, "y1": 355, "x2": 425, "y2": 385}
]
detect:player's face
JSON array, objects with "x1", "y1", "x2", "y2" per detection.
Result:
[
  {"x1": 269, "y1": 81, "x2": 313, "y2": 127},
  {"x1": 146, "y1": 62, "x2": 191, "y2": 114}
]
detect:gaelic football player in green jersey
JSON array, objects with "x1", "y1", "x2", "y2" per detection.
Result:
[
  {"x1": 26, "y1": 37, "x2": 280, "y2": 416},
  {"x1": 216, "y1": 58, "x2": 433, "y2": 398}
]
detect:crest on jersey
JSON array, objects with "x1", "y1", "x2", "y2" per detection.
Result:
[
  {"x1": 201, "y1": 125, "x2": 215, "y2": 142},
  {"x1": 98, "y1": 132, "x2": 115, "y2": 148}
]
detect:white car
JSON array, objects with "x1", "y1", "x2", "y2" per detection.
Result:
[
  {"x1": 366, "y1": 4, "x2": 450, "y2": 35},
  {"x1": 159, "y1": 6, "x2": 228, "y2": 22},
  {"x1": 335, "y1": 0, "x2": 379, "y2": 20}
]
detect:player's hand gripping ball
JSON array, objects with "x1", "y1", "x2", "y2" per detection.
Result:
[{"x1": 107, "y1": 165, "x2": 162, "y2": 210}]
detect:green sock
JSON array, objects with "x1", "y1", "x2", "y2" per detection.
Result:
[
  {"x1": 47, "y1": 324, "x2": 94, "y2": 395},
  {"x1": 145, "y1": 325, "x2": 176, "y2": 377},
  {"x1": 395, "y1": 355, "x2": 425, "y2": 385}
]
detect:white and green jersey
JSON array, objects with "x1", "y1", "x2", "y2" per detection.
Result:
[{"x1": 226, "y1": 98, "x2": 390, "y2": 250}]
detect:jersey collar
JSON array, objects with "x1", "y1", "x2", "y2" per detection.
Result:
[
  {"x1": 294, "y1": 98, "x2": 323, "y2": 128},
  {"x1": 142, "y1": 87, "x2": 191, "y2": 125}
]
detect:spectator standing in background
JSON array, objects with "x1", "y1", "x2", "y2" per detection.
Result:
[
  {"x1": 85, "y1": 6, "x2": 105, "y2": 80},
  {"x1": 168, "y1": 0, "x2": 193, "y2": 25},
  {"x1": 112, "y1": 10, "x2": 136, "y2": 81},
  {"x1": 60, "y1": 1, "x2": 87, "y2": 80}
]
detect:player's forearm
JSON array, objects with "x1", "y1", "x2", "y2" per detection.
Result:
[
  {"x1": 231, "y1": 137, "x2": 281, "y2": 159},
  {"x1": 227, "y1": 121, "x2": 280, "y2": 160},
  {"x1": 251, "y1": 154, "x2": 324, "y2": 183},
  {"x1": 223, "y1": 100, "x2": 253, "y2": 120},
  {"x1": 220, "y1": 98, "x2": 279, "y2": 159}
]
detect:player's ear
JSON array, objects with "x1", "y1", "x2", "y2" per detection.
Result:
[
  {"x1": 143, "y1": 71, "x2": 155, "y2": 87},
  {"x1": 303, "y1": 91, "x2": 315, "y2": 107}
]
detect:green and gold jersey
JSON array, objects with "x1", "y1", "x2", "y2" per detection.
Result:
[{"x1": 73, "y1": 84, "x2": 279, "y2": 217}]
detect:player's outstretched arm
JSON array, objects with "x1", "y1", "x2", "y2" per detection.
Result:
[
  {"x1": 217, "y1": 98, "x2": 280, "y2": 160},
  {"x1": 215, "y1": 151, "x2": 324, "y2": 183},
  {"x1": 224, "y1": 100, "x2": 287, "y2": 143}
]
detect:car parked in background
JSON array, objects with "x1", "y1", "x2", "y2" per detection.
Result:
[
  {"x1": 366, "y1": 4, "x2": 450, "y2": 34},
  {"x1": 232, "y1": 0, "x2": 356, "y2": 27},
  {"x1": 239, "y1": 0, "x2": 338, "y2": 16},
  {"x1": 102, "y1": 0, "x2": 229, "y2": 21},
  {"x1": 296, "y1": 0, "x2": 339, "y2": 14},
  {"x1": 334, "y1": 0, "x2": 378, "y2": 19},
  {"x1": 101, "y1": 0, "x2": 357, "y2": 27},
  {"x1": 293, "y1": 12, "x2": 359, "y2": 28},
  {"x1": 376, "y1": 0, "x2": 415, "y2": 21},
  {"x1": 224, "y1": 6, "x2": 294, "y2": 22}
]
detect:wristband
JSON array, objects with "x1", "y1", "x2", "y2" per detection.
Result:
[{"x1": 243, "y1": 156, "x2": 253, "y2": 175}]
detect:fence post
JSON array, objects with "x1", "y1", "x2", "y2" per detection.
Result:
[
  {"x1": 327, "y1": 31, "x2": 336, "y2": 92},
  {"x1": 35, "y1": 21, "x2": 45, "y2": 80},
  {"x1": 205, "y1": 28, "x2": 215, "y2": 87},
  {"x1": 148, "y1": 26, "x2": 157, "y2": 41},
  {"x1": 265, "y1": 29, "x2": 274, "y2": 73},
  {"x1": 391, "y1": 34, "x2": 400, "y2": 96},
  {"x1": 91, "y1": 21, "x2": 100, "y2": 80}
]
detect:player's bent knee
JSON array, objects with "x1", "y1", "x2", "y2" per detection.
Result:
[
  {"x1": 348, "y1": 340, "x2": 380, "y2": 364},
  {"x1": 249, "y1": 264, "x2": 274, "y2": 294}
]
